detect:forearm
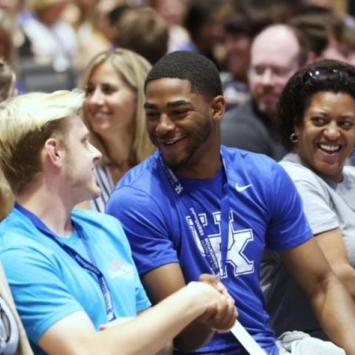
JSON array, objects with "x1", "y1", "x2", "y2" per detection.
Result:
[
  {"x1": 155, "y1": 342, "x2": 173, "y2": 355},
  {"x1": 332, "y1": 264, "x2": 355, "y2": 301},
  {"x1": 312, "y1": 273, "x2": 355, "y2": 355},
  {"x1": 40, "y1": 276, "x2": 235, "y2": 355},
  {"x1": 316, "y1": 229, "x2": 355, "y2": 301},
  {"x1": 99, "y1": 283, "x2": 213, "y2": 355},
  {"x1": 173, "y1": 274, "x2": 237, "y2": 351}
]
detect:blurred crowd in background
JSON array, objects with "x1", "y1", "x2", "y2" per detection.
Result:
[
  {"x1": 1, "y1": 0, "x2": 355, "y2": 221},
  {"x1": 0, "y1": 0, "x2": 354, "y2": 96}
]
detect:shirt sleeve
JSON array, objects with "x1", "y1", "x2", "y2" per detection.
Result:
[
  {"x1": 282, "y1": 165, "x2": 338, "y2": 235},
  {"x1": 106, "y1": 186, "x2": 180, "y2": 277},
  {"x1": 113, "y1": 221, "x2": 151, "y2": 312},
  {"x1": 1, "y1": 245, "x2": 83, "y2": 344},
  {"x1": 266, "y1": 163, "x2": 313, "y2": 251}
]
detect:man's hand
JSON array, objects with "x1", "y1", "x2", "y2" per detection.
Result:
[
  {"x1": 142, "y1": 264, "x2": 236, "y2": 351},
  {"x1": 197, "y1": 274, "x2": 238, "y2": 332}
]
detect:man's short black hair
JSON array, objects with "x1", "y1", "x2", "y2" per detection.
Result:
[{"x1": 145, "y1": 51, "x2": 223, "y2": 99}]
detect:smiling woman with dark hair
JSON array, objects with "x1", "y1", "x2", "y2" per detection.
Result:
[{"x1": 262, "y1": 58, "x2": 355, "y2": 341}]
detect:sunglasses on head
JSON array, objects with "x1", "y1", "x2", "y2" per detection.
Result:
[{"x1": 302, "y1": 67, "x2": 349, "y2": 83}]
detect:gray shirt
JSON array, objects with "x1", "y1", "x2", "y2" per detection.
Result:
[{"x1": 262, "y1": 153, "x2": 355, "y2": 338}]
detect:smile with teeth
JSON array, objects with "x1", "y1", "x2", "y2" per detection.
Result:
[
  {"x1": 318, "y1": 143, "x2": 341, "y2": 153},
  {"x1": 94, "y1": 112, "x2": 110, "y2": 117},
  {"x1": 159, "y1": 135, "x2": 186, "y2": 145}
]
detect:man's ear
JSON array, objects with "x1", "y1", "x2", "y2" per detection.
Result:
[
  {"x1": 43, "y1": 137, "x2": 65, "y2": 167},
  {"x1": 211, "y1": 95, "x2": 226, "y2": 122}
]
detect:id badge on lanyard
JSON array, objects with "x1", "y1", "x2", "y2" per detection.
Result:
[
  {"x1": 159, "y1": 152, "x2": 266, "y2": 355},
  {"x1": 159, "y1": 151, "x2": 230, "y2": 277}
]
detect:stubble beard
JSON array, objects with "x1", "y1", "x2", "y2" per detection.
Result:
[{"x1": 162, "y1": 122, "x2": 212, "y2": 172}]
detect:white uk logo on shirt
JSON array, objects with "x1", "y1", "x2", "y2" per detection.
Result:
[{"x1": 186, "y1": 210, "x2": 255, "y2": 278}]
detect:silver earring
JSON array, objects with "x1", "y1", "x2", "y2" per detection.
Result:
[{"x1": 289, "y1": 132, "x2": 298, "y2": 143}]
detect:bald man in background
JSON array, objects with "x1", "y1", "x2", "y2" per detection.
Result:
[{"x1": 222, "y1": 24, "x2": 310, "y2": 160}]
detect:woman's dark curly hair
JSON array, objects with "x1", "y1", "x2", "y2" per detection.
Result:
[{"x1": 277, "y1": 59, "x2": 355, "y2": 151}]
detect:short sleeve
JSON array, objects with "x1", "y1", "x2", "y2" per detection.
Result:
[
  {"x1": 266, "y1": 164, "x2": 313, "y2": 251},
  {"x1": 282, "y1": 163, "x2": 338, "y2": 235},
  {"x1": 107, "y1": 186, "x2": 179, "y2": 276},
  {"x1": 1, "y1": 246, "x2": 83, "y2": 344}
]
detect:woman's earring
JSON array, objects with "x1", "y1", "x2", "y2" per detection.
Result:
[{"x1": 289, "y1": 132, "x2": 298, "y2": 143}]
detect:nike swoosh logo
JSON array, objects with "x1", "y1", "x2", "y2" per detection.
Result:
[{"x1": 235, "y1": 183, "x2": 252, "y2": 192}]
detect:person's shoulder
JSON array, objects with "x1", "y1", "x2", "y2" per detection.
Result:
[
  {"x1": 222, "y1": 101, "x2": 268, "y2": 142},
  {"x1": 108, "y1": 155, "x2": 171, "y2": 215},
  {"x1": 344, "y1": 165, "x2": 355, "y2": 179},
  {"x1": 280, "y1": 157, "x2": 307, "y2": 173},
  {"x1": 342, "y1": 165, "x2": 355, "y2": 190},
  {"x1": 113, "y1": 153, "x2": 169, "y2": 203},
  {"x1": 223, "y1": 146, "x2": 288, "y2": 194},
  {"x1": 118, "y1": 153, "x2": 161, "y2": 190},
  {"x1": 0, "y1": 208, "x2": 33, "y2": 239},
  {"x1": 224, "y1": 146, "x2": 280, "y2": 173},
  {"x1": 72, "y1": 208, "x2": 122, "y2": 229},
  {"x1": 72, "y1": 209, "x2": 132, "y2": 250},
  {"x1": 0, "y1": 210, "x2": 52, "y2": 259},
  {"x1": 280, "y1": 154, "x2": 320, "y2": 183},
  {"x1": 224, "y1": 99, "x2": 254, "y2": 122}
]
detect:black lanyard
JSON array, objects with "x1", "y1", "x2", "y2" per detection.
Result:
[
  {"x1": 159, "y1": 150, "x2": 230, "y2": 277},
  {"x1": 14, "y1": 203, "x2": 117, "y2": 322}
]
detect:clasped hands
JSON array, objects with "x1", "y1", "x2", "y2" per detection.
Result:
[{"x1": 189, "y1": 274, "x2": 238, "y2": 333}]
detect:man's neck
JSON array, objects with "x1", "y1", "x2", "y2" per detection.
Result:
[
  {"x1": 175, "y1": 157, "x2": 222, "y2": 179},
  {"x1": 174, "y1": 147, "x2": 222, "y2": 180},
  {"x1": 173, "y1": 135, "x2": 222, "y2": 179}
]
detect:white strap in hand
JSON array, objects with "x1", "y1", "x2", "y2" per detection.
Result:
[{"x1": 230, "y1": 320, "x2": 266, "y2": 355}]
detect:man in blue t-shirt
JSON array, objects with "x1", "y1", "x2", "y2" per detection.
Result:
[
  {"x1": 107, "y1": 51, "x2": 355, "y2": 354},
  {"x1": 0, "y1": 90, "x2": 236, "y2": 355}
]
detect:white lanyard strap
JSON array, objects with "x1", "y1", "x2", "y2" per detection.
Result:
[{"x1": 230, "y1": 320, "x2": 266, "y2": 355}]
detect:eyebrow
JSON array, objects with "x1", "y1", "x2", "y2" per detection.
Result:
[{"x1": 144, "y1": 100, "x2": 191, "y2": 109}]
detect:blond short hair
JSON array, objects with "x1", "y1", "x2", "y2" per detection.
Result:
[{"x1": 0, "y1": 90, "x2": 84, "y2": 194}]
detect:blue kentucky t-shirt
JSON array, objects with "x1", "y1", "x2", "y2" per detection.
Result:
[{"x1": 107, "y1": 146, "x2": 313, "y2": 355}]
